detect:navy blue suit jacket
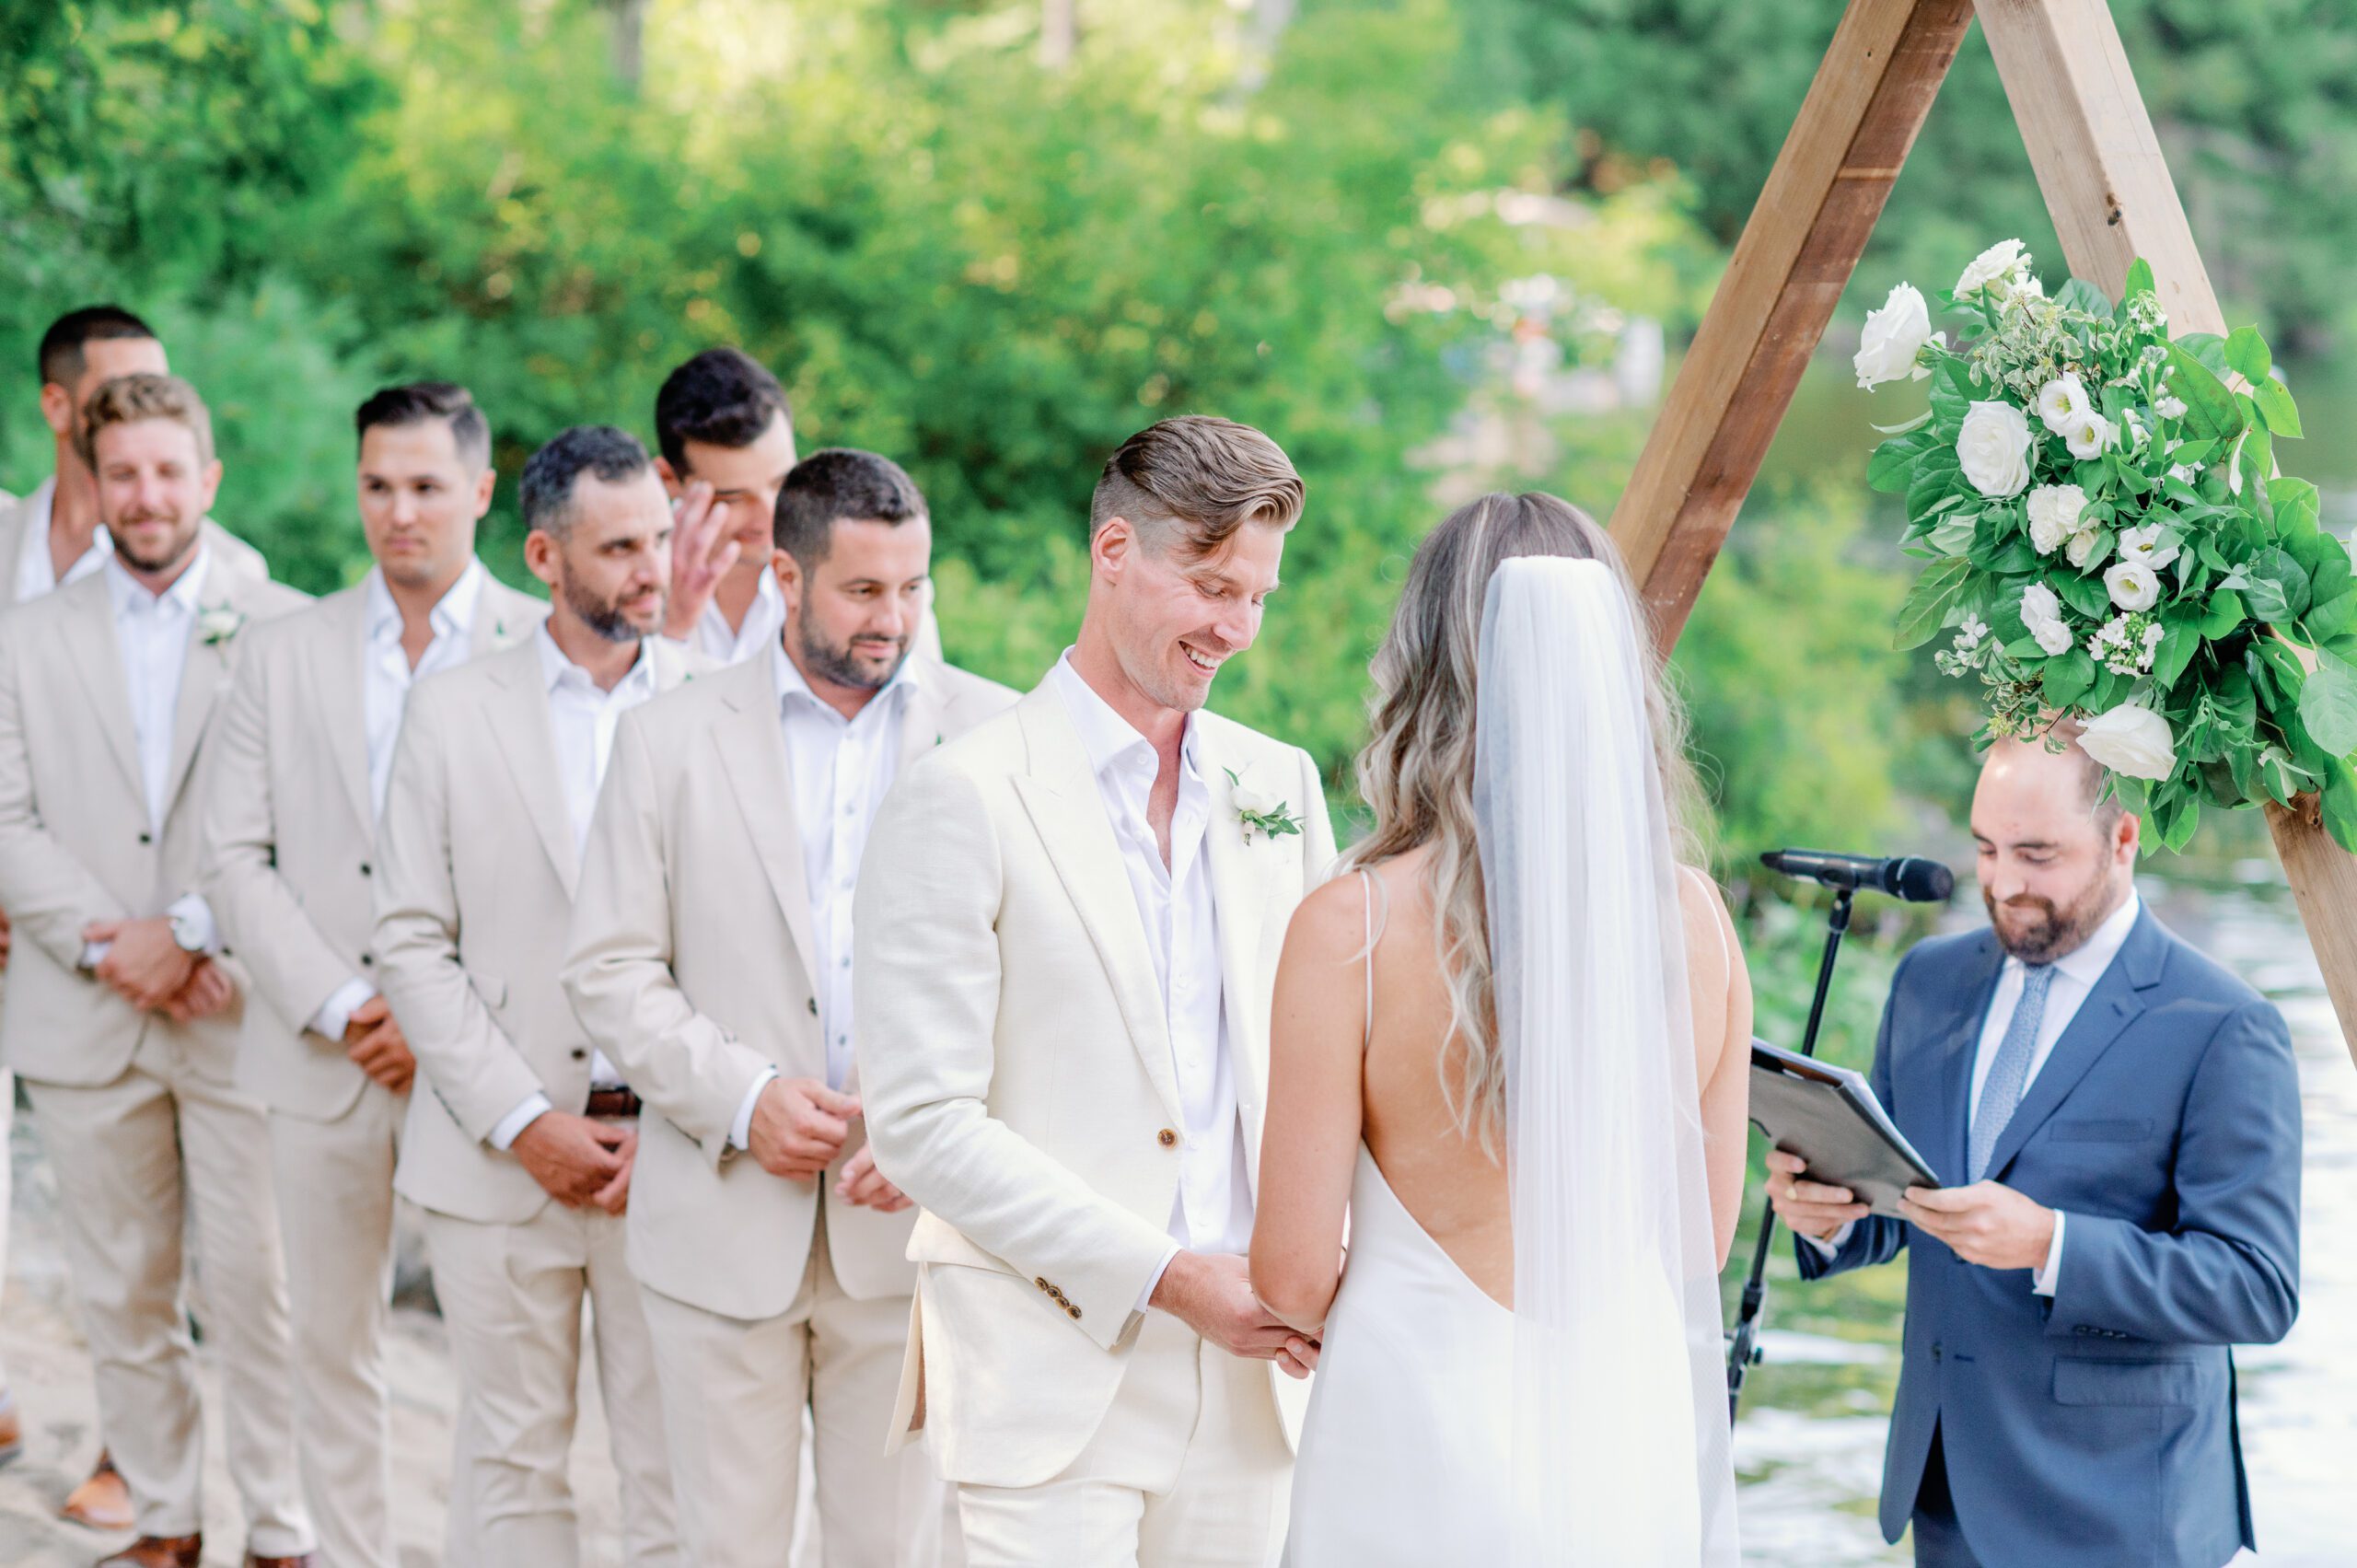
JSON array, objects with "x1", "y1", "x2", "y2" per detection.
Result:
[{"x1": 1796, "y1": 906, "x2": 2300, "y2": 1566}]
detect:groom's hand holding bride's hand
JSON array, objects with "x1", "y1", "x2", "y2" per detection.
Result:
[
  {"x1": 748, "y1": 1076, "x2": 862, "y2": 1182},
  {"x1": 1151, "y1": 1251, "x2": 1320, "y2": 1378}
]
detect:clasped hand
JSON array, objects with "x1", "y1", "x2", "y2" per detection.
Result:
[
  {"x1": 83, "y1": 916, "x2": 236, "y2": 1022},
  {"x1": 513, "y1": 1111, "x2": 635, "y2": 1214},
  {"x1": 746, "y1": 1077, "x2": 910, "y2": 1211},
  {"x1": 341, "y1": 994, "x2": 416, "y2": 1094}
]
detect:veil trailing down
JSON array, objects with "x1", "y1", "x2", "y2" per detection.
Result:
[{"x1": 1476, "y1": 556, "x2": 1738, "y2": 1564}]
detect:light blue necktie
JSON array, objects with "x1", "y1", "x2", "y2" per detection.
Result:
[{"x1": 1969, "y1": 962, "x2": 2056, "y2": 1181}]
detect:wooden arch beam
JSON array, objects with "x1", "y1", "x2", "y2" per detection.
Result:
[{"x1": 1613, "y1": 0, "x2": 2357, "y2": 1059}]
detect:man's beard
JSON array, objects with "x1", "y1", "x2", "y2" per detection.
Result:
[
  {"x1": 1983, "y1": 869, "x2": 2121, "y2": 964},
  {"x1": 110, "y1": 508, "x2": 201, "y2": 575},
  {"x1": 799, "y1": 619, "x2": 906, "y2": 691},
  {"x1": 561, "y1": 572, "x2": 657, "y2": 645}
]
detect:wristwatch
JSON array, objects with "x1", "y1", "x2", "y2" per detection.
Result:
[{"x1": 169, "y1": 908, "x2": 208, "y2": 954}]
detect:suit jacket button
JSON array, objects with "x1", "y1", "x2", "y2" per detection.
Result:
[
  {"x1": 360, "y1": 954, "x2": 373, "y2": 967},
  {"x1": 571, "y1": 1048, "x2": 587, "y2": 1061},
  {"x1": 359, "y1": 861, "x2": 372, "y2": 877},
  {"x1": 137, "y1": 831, "x2": 152, "y2": 844},
  {"x1": 1158, "y1": 1129, "x2": 1178, "y2": 1147},
  {"x1": 1035, "y1": 1277, "x2": 1050, "y2": 1291},
  {"x1": 1930, "y1": 1342, "x2": 1942, "y2": 1362},
  {"x1": 1068, "y1": 1305, "x2": 1082, "y2": 1320},
  {"x1": 807, "y1": 998, "x2": 819, "y2": 1016}
]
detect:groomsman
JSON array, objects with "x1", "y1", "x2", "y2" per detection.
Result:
[
  {"x1": 564, "y1": 448, "x2": 1015, "y2": 1568},
  {"x1": 196, "y1": 382, "x2": 546, "y2": 1568},
  {"x1": 0, "y1": 372, "x2": 314, "y2": 1568},
  {"x1": 652, "y1": 348, "x2": 796, "y2": 663},
  {"x1": 0, "y1": 308, "x2": 261, "y2": 1510},
  {"x1": 374, "y1": 426, "x2": 692, "y2": 1567}
]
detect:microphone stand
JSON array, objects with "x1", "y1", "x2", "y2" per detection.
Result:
[{"x1": 1726, "y1": 884, "x2": 1854, "y2": 1423}]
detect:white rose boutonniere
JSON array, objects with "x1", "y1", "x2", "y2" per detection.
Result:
[
  {"x1": 1225, "y1": 768, "x2": 1303, "y2": 845},
  {"x1": 196, "y1": 606, "x2": 248, "y2": 647}
]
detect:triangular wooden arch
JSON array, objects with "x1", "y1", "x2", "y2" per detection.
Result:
[{"x1": 1609, "y1": 0, "x2": 2357, "y2": 1064}]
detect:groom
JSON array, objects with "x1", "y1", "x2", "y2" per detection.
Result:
[
  {"x1": 1768, "y1": 734, "x2": 2300, "y2": 1566},
  {"x1": 856, "y1": 415, "x2": 1335, "y2": 1565}
]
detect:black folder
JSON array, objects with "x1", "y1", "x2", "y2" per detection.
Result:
[{"x1": 1747, "y1": 1039, "x2": 1942, "y2": 1217}]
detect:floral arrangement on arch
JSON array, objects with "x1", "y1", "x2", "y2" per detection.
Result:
[{"x1": 1855, "y1": 239, "x2": 2357, "y2": 852}]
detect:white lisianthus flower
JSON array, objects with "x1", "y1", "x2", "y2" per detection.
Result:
[
  {"x1": 2077, "y1": 702, "x2": 2177, "y2": 781},
  {"x1": 2025, "y1": 483, "x2": 2088, "y2": 554},
  {"x1": 1232, "y1": 785, "x2": 1280, "y2": 818},
  {"x1": 2155, "y1": 393, "x2": 2188, "y2": 421},
  {"x1": 1853, "y1": 283, "x2": 1942, "y2": 389},
  {"x1": 1957, "y1": 400, "x2": 2034, "y2": 497},
  {"x1": 2036, "y1": 375, "x2": 2092, "y2": 437},
  {"x1": 2105, "y1": 559, "x2": 2162, "y2": 612},
  {"x1": 1956, "y1": 238, "x2": 2029, "y2": 298},
  {"x1": 2020, "y1": 582, "x2": 2074, "y2": 656},
  {"x1": 2117, "y1": 524, "x2": 2180, "y2": 572},
  {"x1": 2065, "y1": 528, "x2": 2109, "y2": 570},
  {"x1": 2167, "y1": 462, "x2": 2200, "y2": 485},
  {"x1": 2014, "y1": 274, "x2": 2045, "y2": 299},
  {"x1": 2062, "y1": 411, "x2": 2118, "y2": 460}
]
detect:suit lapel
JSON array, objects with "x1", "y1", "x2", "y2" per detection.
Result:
[
  {"x1": 714, "y1": 660, "x2": 822, "y2": 998},
  {"x1": 58, "y1": 576, "x2": 145, "y2": 804},
  {"x1": 1195, "y1": 725, "x2": 1269, "y2": 1093},
  {"x1": 313, "y1": 587, "x2": 373, "y2": 835},
  {"x1": 1931, "y1": 937, "x2": 2004, "y2": 1185},
  {"x1": 898, "y1": 662, "x2": 949, "y2": 772},
  {"x1": 1011, "y1": 686, "x2": 1182, "y2": 1122},
  {"x1": 157, "y1": 574, "x2": 242, "y2": 824},
  {"x1": 1980, "y1": 908, "x2": 2165, "y2": 1181},
  {"x1": 472, "y1": 576, "x2": 542, "y2": 656},
  {"x1": 482, "y1": 645, "x2": 579, "y2": 897}
]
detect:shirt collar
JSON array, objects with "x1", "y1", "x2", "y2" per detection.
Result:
[
  {"x1": 771, "y1": 634, "x2": 921, "y2": 718},
  {"x1": 365, "y1": 557, "x2": 488, "y2": 645},
  {"x1": 536, "y1": 621, "x2": 656, "y2": 699},
  {"x1": 105, "y1": 543, "x2": 211, "y2": 620},
  {"x1": 1048, "y1": 648, "x2": 1202, "y2": 787},
  {"x1": 2016, "y1": 886, "x2": 2142, "y2": 988}
]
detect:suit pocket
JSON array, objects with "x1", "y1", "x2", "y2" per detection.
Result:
[
  {"x1": 2053, "y1": 1357, "x2": 2198, "y2": 1406},
  {"x1": 2049, "y1": 1117, "x2": 2155, "y2": 1142}
]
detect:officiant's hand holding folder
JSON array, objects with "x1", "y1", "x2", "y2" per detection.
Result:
[{"x1": 1747, "y1": 1040, "x2": 1941, "y2": 1218}]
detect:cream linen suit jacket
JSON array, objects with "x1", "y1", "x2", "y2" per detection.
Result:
[
  {"x1": 0, "y1": 562, "x2": 308, "y2": 1086},
  {"x1": 854, "y1": 679, "x2": 1337, "y2": 1490},
  {"x1": 371, "y1": 636, "x2": 700, "y2": 1225},
  {"x1": 562, "y1": 652, "x2": 1017, "y2": 1319},
  {"x1": 0, "y1": 494, "x2": 271, "y2": 604},
  {"x1": 200, "y1": 574, "x2": 546, "y2": 1121}
]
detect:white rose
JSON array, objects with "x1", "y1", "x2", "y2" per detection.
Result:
[
  {"x1": 2036, "y1": 375, "x2": 2091, "y2": 437},
  {"x1": 1232, "y1": 786, "x2": 1280, "y2": 817},
  {"x1": 1853, "y1": 283, "x2": 1941, "y2": 389},
  {"x1": 1955, "y1": 238, "x2": 2028, "y2": 298},
  {"x1": 2062, "y1": 411, "x2": 2117, "y2": 460},
  {"x1": 1956, "y1": 400, "x2": 2034, "y2": 497},
  {"x1": 2020, "y1": 582, "x2": 2074, "y2": 656},
  {"x1": 2025, "y1": 483, "x2": 2088, "y2": 554},
  {"x1": 2104, "y1": 559, "x2": 2162, "y2": 612},
  {"x1": 2064, "y1": 528, "x2": 2109, "y2": 570},
  {"x1": 2076, "y1": 702, "x2": 2177, "y2": 781},
  {"x1": 2116, "y1": 523, "x2": 2180, "y2": 572}
]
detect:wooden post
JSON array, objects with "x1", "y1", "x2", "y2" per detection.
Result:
[
  {"x1": 1608, "y1": 0, "x2": 1976, "y2": 647},
  {"x1": 1976, "y1": 0, "x2": 2357, "y2": 1060}
]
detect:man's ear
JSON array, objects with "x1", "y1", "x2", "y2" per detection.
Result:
[
  {"x1": 470, "y1": 465, "x2": 497, "y2": 517},
  {"x1": 39, "y1": 383, "x2": 72, "y2": 439},
  {"x1": 772, "y1": 546, "x2": 802, "y2": 607},
  {"x1": 1092, "y1": 517, "x2": 1133, "y2": 580},
  {"x1": 523, "y1": 528, "x2": 562, "y2": 592},
  {"x1": 655, "y1": 457, "x2": 684, "y2": 497}
]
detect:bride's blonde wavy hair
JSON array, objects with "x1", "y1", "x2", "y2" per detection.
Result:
[{"x1": 1341, "y1": 492, "x2": 1709, "y2": 1146}]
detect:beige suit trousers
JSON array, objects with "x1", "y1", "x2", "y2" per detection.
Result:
[
  {"x1": 266, "y1": 1077, "x2": 405, "y2": 1568},
  {"x1": 952, "y1": 1312, "x2": 1292, "y2": 1568},
  {"x1": 641, "y1": 1211, "x2": 958, "y2": 1568},
  {"x1": 424, "y1": 1189, "x2": 682, "y2": 1568},
  {"x1": 22, "y1": 1040, "x2": 310, "y2": 1555}
]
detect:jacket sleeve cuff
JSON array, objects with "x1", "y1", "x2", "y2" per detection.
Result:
[{"x1": 489, "y1": 1093, "x2": 554, "y2": 1152}]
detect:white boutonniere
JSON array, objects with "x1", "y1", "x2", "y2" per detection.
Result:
[
  {"x1": 1225, "y1": 767, "x2": 1303, "y2": 844},
  {"x1": 196, "y1": 606, "x2": 247, "y2": 647}
]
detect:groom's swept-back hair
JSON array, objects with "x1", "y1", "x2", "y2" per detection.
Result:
[
  {"x1": 773, "y1": 447, "x2": 928, "y2": 569},
  {"x1": 1087, "y1": 415, "x2": 1305, "y2": 563}
]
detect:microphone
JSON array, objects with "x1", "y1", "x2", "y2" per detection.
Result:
[{"x1": 1759, "y1": 848, "x2": 1954, "y2": 902}]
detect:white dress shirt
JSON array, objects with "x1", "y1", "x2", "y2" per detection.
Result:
[
  {"x1": 689, "y1": 563, "x2": 787, "y2": 667},
  {"x1": 484, "y1": 629, "x2": 663, "y2": 1150},
  {"x1": 1049, "y1": 653, "x2": 1253, "y2": 1310},
  {"x1": 11, "y1": 477, "x2": 110, "y2": 604},
  {"x1": 725, "y1": 644, "x2": 918, "y2": 1147},
  {"x1": 82, "y1": 551, "x2": 220, "y2": 968},
  {"x1": 308, "y1": 561, "x2": 492, "y2": 1043},
  {"x1": 1814, "y1": 889, "x2": 2143, "y2": 1295}
]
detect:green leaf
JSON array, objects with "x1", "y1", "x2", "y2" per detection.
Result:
[
  {"x1": 2122, "y1": 258, "x2": 2156, "y2": 302},
  {"x1": 2298, "y1": 655, "x2": 2357, "y2": 756},
  {"x1": 1894, "y1": 557, "x2": 1973, "y2": 650},
  {"x1": 2255, "y1": 636, "x2": 2309, "y2": 703},
  {"x1": 2058, "y1": 572, "x2": 2112, "y2": 621},
  {"x1": 2163, "y1": 341, "x2": 2245, "y2": 443},
  {"x1": 2056, "y1": 277, "x2": 2116, "y2": 320},
  {"x1": 2324, "y1": 761, "x2": 2357, "y2": 854},
  {"x1": 2041, "y1": 647, "x2": 2096, "y2": 709},
  {"x1": 2255, "y1": 376, "x2": 2304, "y2": 439},
  {"x1": 1870, "y1": 409, "x2": 1935, "y2": 437},
  {"x1": 2244, "y1": 546, "x2": 2314, "y2": 623},
  {"x1": 2200, "y1": 588, "x2": 2246, "y2": 637},
  {"x1": 2154, "y1": 620, "x2": 2200, "y2": 687},
  {"x1": 2268, "y1": 476, "x2": 2321, "y2": 540},
  {"x1": 2223, "y1": 325, "x2": 2271, "y2": 386},
  {"x1": 2159, "y1": 789, "x2": 2201, "y2": 853},
  {"x1": 1868, "y1": 436, "x2": 1919, "y2": 493}
]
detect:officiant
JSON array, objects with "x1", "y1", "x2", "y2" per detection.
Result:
[{"x1": 1765, "y1": 732, "x2": 2300, "y2": 1567}]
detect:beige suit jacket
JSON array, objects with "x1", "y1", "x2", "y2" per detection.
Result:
[
  {"x1": 0, "y1": 561, "x2": 308, "y2": 1086},
  {"x1": 372, "y1": 636, "x2": 702, "y2": 1225},
  {"x1": 853, "y1": 679, "x2": 1337, "y2": 1489},
  {"x1": 562, "y1": 652, "x2": 1018, "y2": 1319},
  {"x1": 0, "y1": 491, "x2": 271, "y2": 608},
  {"x1": 199, "y1": 574, "x2": 547, "y2": 1121}
]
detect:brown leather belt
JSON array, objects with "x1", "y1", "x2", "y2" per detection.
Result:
[{"x1": 584, "y1": 1087, "x2": 642, "y2": 1120}]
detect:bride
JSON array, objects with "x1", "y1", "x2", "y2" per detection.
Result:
[{"x1": 1250, "y1": 493, "x2": 1752, "y2": 1564}]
